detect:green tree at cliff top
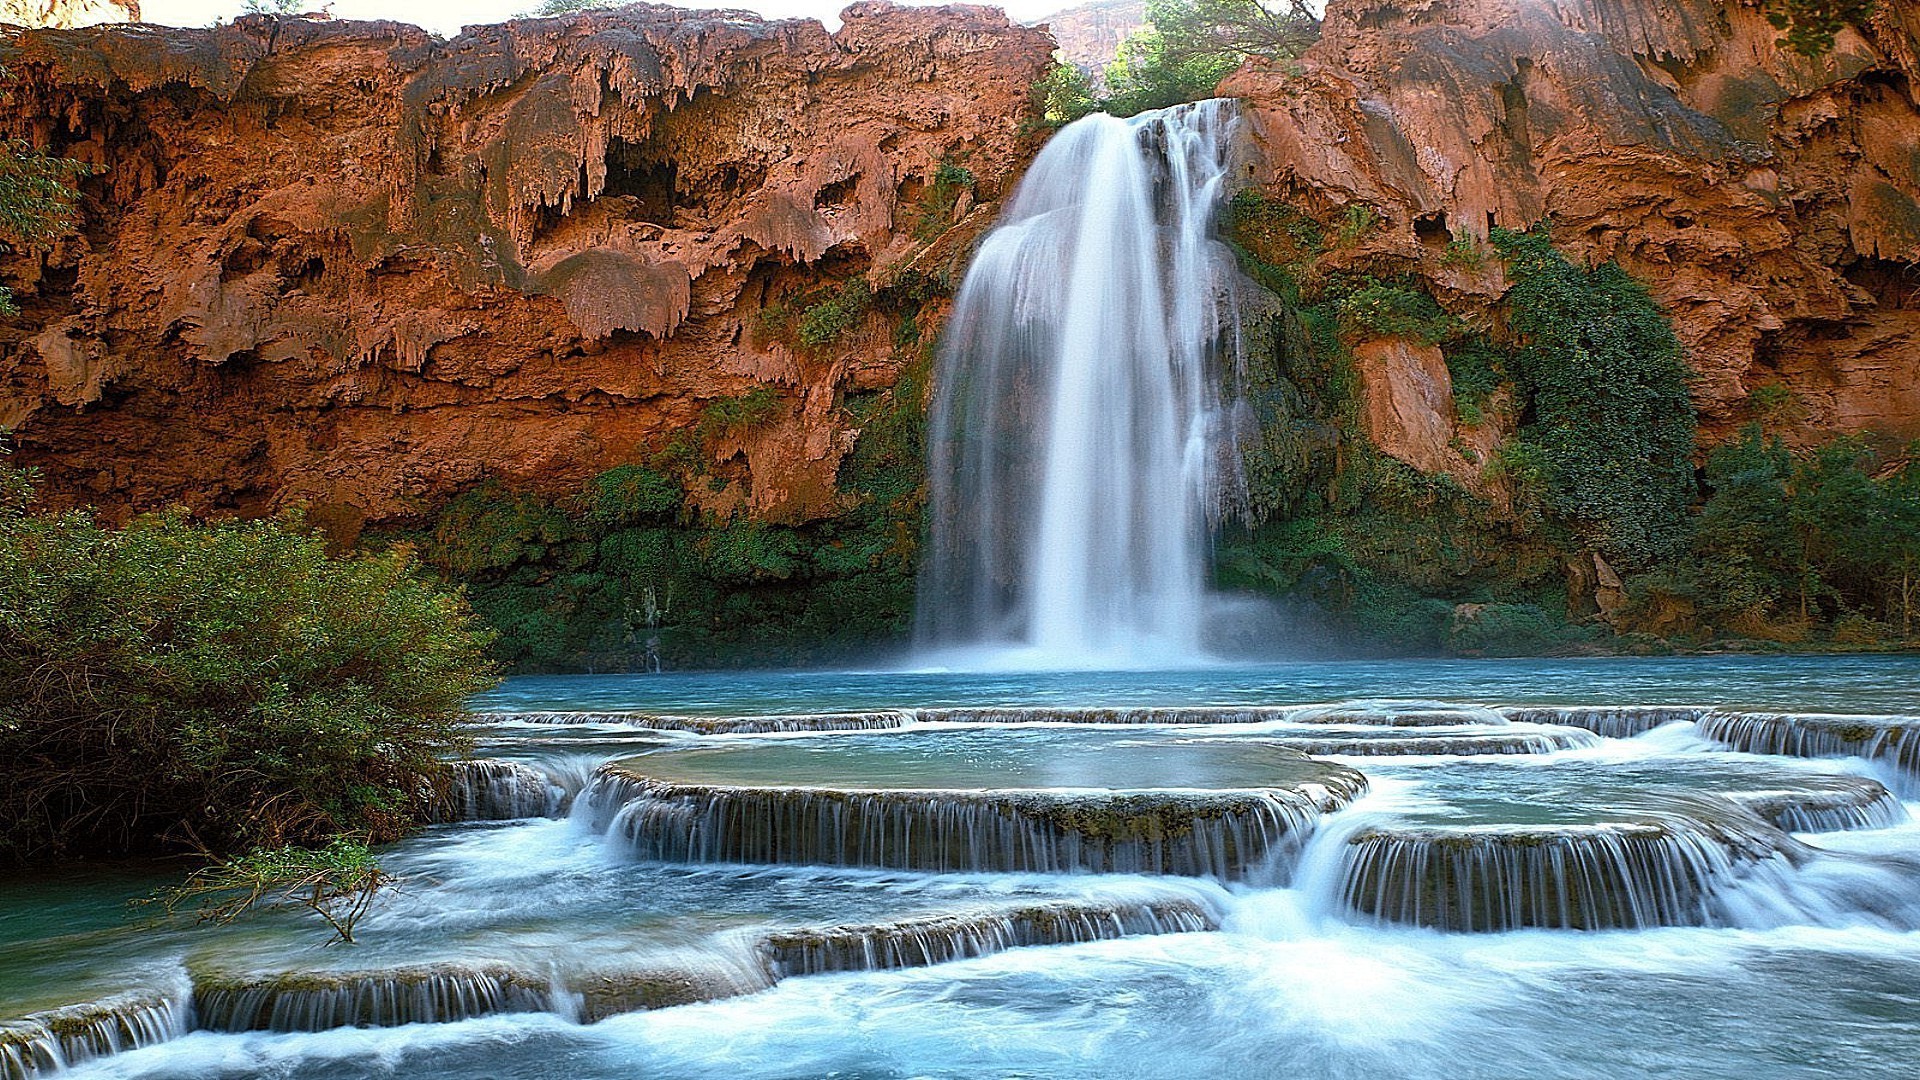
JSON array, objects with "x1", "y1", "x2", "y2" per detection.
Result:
[{"x1": 0, "y1": 66, "x2": 92, "y2": 318}]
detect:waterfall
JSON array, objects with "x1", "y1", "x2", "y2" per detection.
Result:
[{"x1": 915, "y1": 100, "x2": 1247, "y2": 668}]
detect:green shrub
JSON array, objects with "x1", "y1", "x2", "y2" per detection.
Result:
[
  {"x1": 797, "y1": 278, "x2": 874, "y2": 346},
  {"x1": 1103, "y1": 28, "x2": 1240, "y2": 117},
  {"x1": 696, "y1": 522, "x2": 809, "y2": 584},
  {"x1": 1446, "y1": 603, "x2": 1588, "y2": 657},
  {"x1": 1335, "y1": 204, "x2": 1381, "y2": 247},
  {"x1": 1333, "y1": 279, "x2": 1457, "y2": 344},
  {"x1": 151, "y1": 838, "x2": 391, "y2": 945},
  {"x1": 1491, "y1": 226, "x2": 1696, "y2": 569},
  {"x1": 429, "y1": 484, "x2": 580, "y2": 575},
  {"x1": 584, "y1": 464, "x2": 682, "y2": 526},
  {"x1": 0, "y1": 453, "x2": 497, "y2": 862},
  {"x1": 0, "y1": 66, "x2": 94, "y2": 317}
]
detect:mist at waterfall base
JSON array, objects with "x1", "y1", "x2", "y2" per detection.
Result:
[{"x1": 914, "y1": 101, "x2": 1309, "y2": 671}]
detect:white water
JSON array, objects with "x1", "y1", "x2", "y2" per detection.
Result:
[{"x1": 915, "y1": 101, "x2": 1247, "y2": 670}]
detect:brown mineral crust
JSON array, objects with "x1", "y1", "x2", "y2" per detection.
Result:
[
  {"x1": 0, "y1": 3, "x2": 1052, "y2": 526},
  {"x1": 1225, "y1": 0, "x2": 1920, "y2": 449}
]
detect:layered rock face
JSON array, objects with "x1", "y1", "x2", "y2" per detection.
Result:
[
  {"x1": 1227, "y1": 0, "x2": 1920, "y2": 450},
  {"x1": 0, "y1": 3, "x2": 1051, "y2": 531}
]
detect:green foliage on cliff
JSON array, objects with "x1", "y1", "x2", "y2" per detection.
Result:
[
  {"x1": 1764, "y1": 0, "x2": 1877, "y2": 56},
  {"x1": 0, "y1": 65, "x2": 94, "y2": 317},
  {"x1": 1491, "y1": 226, "x2": 1697, "y2": 571},
  {"x1": 1103, "y1": 28, "x2": 1243, "y2": 118},
  {"x1": 1635, "y1": 429, "x2": 1920, "y2": 639},
  {"x1": 1030, "y1": 0, "x2": 1320, "y2": 125},
  {"x1": 410, "y1": 272, "x2": 937, "y2": 670},
  {"x1": 1221, "y1": 190, "x2": 1913, "y2": 654},
  {"x1": 1031, "y1": 63, "x2": 1100, "y2": 128},
  {"x1": 0, "y1": 449, "x2": 497, "y2": 863}
]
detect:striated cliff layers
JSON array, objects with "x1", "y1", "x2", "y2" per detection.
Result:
[
  {"x1": 1225, "y1": 0, "x2": 1920, "y2": 452},
  {"x1": 0, "y1": 3, "x2": 1052, "y2": 532}
]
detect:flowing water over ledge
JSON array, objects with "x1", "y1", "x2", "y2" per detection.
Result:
[{"x1": 9, "y1": 655, "x2": 1920, "y2": 1079}]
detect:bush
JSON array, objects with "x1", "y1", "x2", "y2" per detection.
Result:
[
  {"x1": 1491, "y1": 226, "x2": 1696, "y2": 569},
  {"x1": 584, "y1": 464, "x2": 682, "y2": 526},
  {"x1": 1446, "y1": 603, "x2": 1588, "y2": 657},
  {"x1": 798, "y1": 278, "x2": 874, "y2": 346},
  {"x1": 1332, "y1": 279, "x2": 1458, "y2": 344},
  {"x1": 0, "y1": 454, "x2": 498, "y2": 862}
]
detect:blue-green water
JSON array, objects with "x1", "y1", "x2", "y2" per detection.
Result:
[
  {"x1": 476, "y1": 654, "x2": 1920, "y2": 716},
  {"x1": 11, "y1": 654, "x2": 1920, "y2": 1079}
]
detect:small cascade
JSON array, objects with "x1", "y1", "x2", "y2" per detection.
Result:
[
  {"x1": 193, "y1": 964, "x2": 554, "y2": 1032},
  {"x1": 1265, "y1": 728, "x2": 1600, "y2": 757},
  {"x1": 1732, "y1": 782, "x2": 1910, "y2": 834},
  {"x1": 469, "y1": 710, "x2": 914, "y2": 734},
  {"x1": 762, "y1": 897, "x2": 1219, "y2": 978},
  {"x1": 914, "y1": 706, "x2": 1292, "y2": 726},
  {"x1": 916, "y1": 100, "x2": 1248, "y2": 666},
  {"x1": 580, "y1": 767, "x2": 1365, "y2": 880},
  {"x1": 1288, "y1": 702, "x2": 1512, "y2": 728},
  {"x1": 1, "y1": 991, "x2": 189, "y2": 1080},
  {"x1": 429, "y1": 760, "x2": 569, "y2": 823},
  {"x1": 570, "y1": 950, "x2": 778, "y2": 1023},
  {"x1": 1333, "y1": 802, "x2": 1798, "y2": 932},
  {"x1": 1695, "y1": 712, "x2": 1920, "y2": 788},
  {"x1": 1499, "y1": 705, "x2": 1717, "y2": 739}
]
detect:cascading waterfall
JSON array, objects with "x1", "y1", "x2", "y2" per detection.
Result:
[{"x1": 915, "y1": 100, "x2": 1248, "y2": 667}]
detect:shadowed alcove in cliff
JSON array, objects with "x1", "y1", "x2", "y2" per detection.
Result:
[{"x1": 601, "y1": 136, "x2": 677, "y2": 225}]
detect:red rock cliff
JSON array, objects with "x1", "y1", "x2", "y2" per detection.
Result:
[
  {"x1": 0, "y1": 3, "x2": 1052, "y2": 532},
  {"x1": 1225, "y1": 0, "x2": 1920, "y2": 447}
]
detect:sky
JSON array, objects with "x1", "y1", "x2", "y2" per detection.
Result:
[{"x1": 136, "y1": 0, "x2": 1079, "y2": 38}]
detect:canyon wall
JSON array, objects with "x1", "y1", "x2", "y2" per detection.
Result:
[
  {"x1": 1226, "y1": 0, "x2": 1920, "y2": 452},
  {"x1": 0, "y1": 3, "x2": 1052, "y2": 535}
]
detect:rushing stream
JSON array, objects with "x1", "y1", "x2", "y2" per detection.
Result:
[{"x1": 7, "y1": 655, "x2": 1920, "y2": 1079}]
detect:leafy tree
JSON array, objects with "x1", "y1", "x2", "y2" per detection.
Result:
[
  {"x1": 0, "y1": 64, "x2": 92, "y2": 317},
  {"x1": 1103, "y1": 28, "x2": 1242, "y2": 117},
  {"x1": 1031, "y1": 62, "x2": 1099, "y2": 127},
  {"x1": 1764, "y1": 0, "x2": 1876, "y2": 56},
  {"x1": 1143, "y1": 0, "x2": 1320, "y2": 69},
  {"x1": 0, "y1": 449, "x2": 499, "y2": 862}
]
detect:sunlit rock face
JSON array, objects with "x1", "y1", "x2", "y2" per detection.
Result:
[
  {"x1": 0, "y1": 0, "x2": 136, "y2": 30},
  {"x1": 0, "y1": 4, "x2": 1051, "y2": 527},
  {"x1": 1227, "y1": 0, "x2": 1920, "y2": 445}
]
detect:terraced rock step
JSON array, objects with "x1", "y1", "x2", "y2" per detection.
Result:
[
  {"x1": 1337, "y1": 804, "x2": 1797, "y2": 932},
  {"x1": 1695, "y1": 713, "x2": 1920, "y2": 785},
  {"x1": 6, "y1": 891, "x2": 1216, "y2": 1073},
  {"x1": 760, "y1": 896, "x2": 1218, "y2": 977},
  {"x1": 582, "y1": 731, "x2": 1368, "y2": 878},
  {"x1": 1, "y1": 990, "x2": 188, "y2": 1080},
  {"x1": 1261, "y1": 728, "x2": 1599, "y2": 757},
  {"x1": 1724, "y1": 775, "x2": 1908, "y2": 833},
  {"x1": 469, "y1": 711, "x2": 913, "y2": 733},
  {"x1": 1498, "y1": 706, "x2": 1716, "y2": 739},
  {"x1": 194, "y1": 964, "x2": 554, "y2": 1033},
  {"x1": 589, "y1": 775, "x2": 1354, "y2": 879},
  {"x1": 428, "y1": 760, "x2": 572, "y2": 823}
]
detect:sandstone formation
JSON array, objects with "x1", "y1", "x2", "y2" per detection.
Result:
[
  {"x1": 1226, "y1": 0, "x2": 1920, "y2": 451},
  {"x1": 1032, "y1": 0, "x2": 1144, "y2": 88},
  {"x1": 0, "y1": 3, "x2": 1052, "y2": 530},
  {"x1": 4, "y1": 0, "x2": 1918, "y2": 543}
]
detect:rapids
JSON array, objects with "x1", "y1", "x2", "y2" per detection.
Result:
[{"x1": 7, "y1": 656, "x2": 1920, "y2": 1079}]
